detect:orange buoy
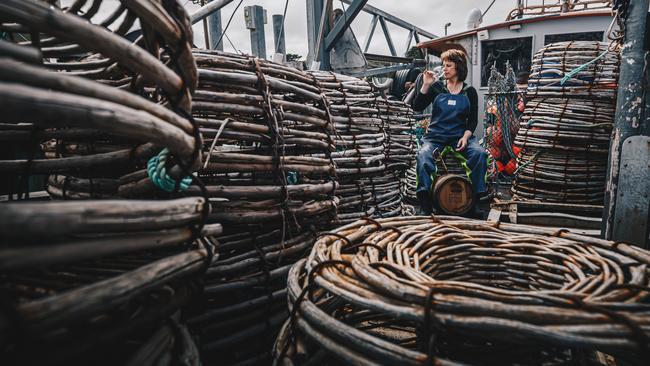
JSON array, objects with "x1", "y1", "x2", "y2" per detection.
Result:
[{"x1": 503, "y1": 159, "x2": 517, "y2": 175}]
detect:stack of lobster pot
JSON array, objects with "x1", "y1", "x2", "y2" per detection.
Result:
[
  {"x1": 513, "y1": 41, "x2": 619, "y2": 203},
  {"x1": 186, "y1": 50, "x2": 337, "y2": 365},
  {"x1": 0, "y1": 1, "x2": 216, "y2": 365},
  {"x1": 309, "y1": 71, "x2": 417, "y2": 224}
]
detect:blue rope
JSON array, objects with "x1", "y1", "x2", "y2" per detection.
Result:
[
  {"x1": 287, "y1": 171, "x2": 299, "y2": 185},
  {"x1": 147, "y1": 148, "x2": 192, "y2": 193},
  {"x1": 560, "y1": 49, "x2": 609, "y2": 85}
]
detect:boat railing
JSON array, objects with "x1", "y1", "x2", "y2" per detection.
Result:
[{"x1": 506, "y1": 0, "x2": 613, "y2": 21}]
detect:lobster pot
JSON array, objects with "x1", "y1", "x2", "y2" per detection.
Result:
[
  {"x1": 308, "y1": 71, "x2": 417, "y2": 223},
  {"x1": 189, "y1": 226, "x2": 316, "y2": 365},
  {"x1": 184, "y1": 50, "x2": 336, "y2": 364},
  {"x1": 0, "y1": 197, "x2": 219, "y2": 366},
  {"x1": 0, "y1": 0, "x2": 200, "y2": 199},
  {"x1": 400, "y1": 116, "x2": 429, "y2": 206},
  {"x1": 274, "y1": 217, "x2": 650, "y2": 366},
  {"x1": 513, "y1": 41, "x2": 619, "y2": 203},
  {"x1": 336, "y1": 173, "x2": 403, "y2": 224},
  {"x1": 0, "y1": 3, "x2": 211, "y2": 364},
  {"x1": 527, "y1": 41, "x2": 619, "y2": 99},
  {"x1": 512, "y1": 149, "x2": 609, "y2": 204},
  {"x1": 401, "y1": 164, "x2": 418, "y2": 204},
  {"x1": 190, "y1": 51, "x2": 337, "y2": 232}
]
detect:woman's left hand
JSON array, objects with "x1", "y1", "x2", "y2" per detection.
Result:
[{"x1": 456, "y1": 137, "x2": 469, "y2": 151}]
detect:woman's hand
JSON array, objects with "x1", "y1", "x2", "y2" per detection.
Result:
[
  {"x1": 456, "y1": 136, "x2": 468, "y2": 151},
  {"x1": 456, "y1": 131, "x2": 472, "y2": 151},
  {"x1": 420, "y1": 70, "x2": 436, "y2": 93}
]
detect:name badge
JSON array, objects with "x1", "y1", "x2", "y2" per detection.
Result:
[{"x1": 447, "y1": 99, "x2": 457, "y2": 106}]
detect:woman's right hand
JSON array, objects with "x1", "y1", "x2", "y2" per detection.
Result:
[{"x1": 421, "y1": 70, "x2": 435, "y2": 93}]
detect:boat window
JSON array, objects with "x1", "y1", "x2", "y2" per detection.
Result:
[
  {"x1": 544, "y1": 32, "x2": 604, "y2": 45},
  {"x1": 481, "y1": 37, "x2": 533, "y2": 87}
]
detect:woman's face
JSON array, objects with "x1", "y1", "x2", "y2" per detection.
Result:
[{"x1": 442, "y1": 59, "x2": 457, "y2": 81}]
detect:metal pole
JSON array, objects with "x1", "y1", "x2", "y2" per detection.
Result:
[
  {"x1": 308, "y1": 0, "x2": 332, "y2": 70},
  {"x1": 413, "y1": 31, "x2": 421, "y2": 45},
  {"x1": 272, "y1": 14, "x2": 286, "y2": 56},
  {"x1": 560, "y1": 0, "x2": 570, "y2": 13},
  {"x1": 306, "y1": 0, "x2": 323, "y2": 65},
  {"x1": 201, "y1": 0, "x2": 210, "y2": 49},
  {"x1": 272, "y1": 14, "x2": 286, "y2": 63},
  {"x1": 206, "y1": 0, "x2": 224, "y2": 50},
  {"x1": 378, "y1": 16, "x2": 396, "y2": 56},
  {"x1": 190, "y1": 0, "x2": 236, "y2": 24},
  {"x1": 363, "y1": 15, "x2": 379, "y2": 53},
  {"x1": 340, "y1": 0, "x2": 436, "y2": 39},
  {"x1": 324, "y1": 0, "x2": 368, "y2": 52},
  {"x1": 403, "y1": 29, "x2": 413, "y2": 56},
  {"x1": 602, "y1": 0, "x2": 650, "y2": 245},
  {"x1": 244, "y1": 5, "x2": 267, "y2": 59}
]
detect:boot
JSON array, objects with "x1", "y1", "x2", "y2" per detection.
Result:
[
  {"x1": 416, "y1": 190, "x2": 433, "y2": 216},
  {"x1": 469, "y1": 193, "x2": 486, "y2": 219}
]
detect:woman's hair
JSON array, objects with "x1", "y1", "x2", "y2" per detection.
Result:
[{"x1": 441, "y1": 49, "x2": 468, "y2": 82}]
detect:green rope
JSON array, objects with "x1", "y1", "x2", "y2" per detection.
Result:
[
  {"x1": 147, "y1": 148, "x2": 192, "y2": 193},
  {"x1": 418, "y1": 145, "x2": 475, "y2": 195},
  {"x1": 425, "y1": 145, "x2": 473, "y2": 192},
  {"x1": 560, "y1": 49, "x2": 609, "y2": 85},
  {"x1": 513, "y1": 151, "x2": 541, "y2": 177}
]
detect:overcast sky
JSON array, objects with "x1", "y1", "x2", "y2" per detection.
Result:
[
  {"x1": 184, "y1": 0, "x2": 517, "y2": 58},
  {"x1": 61, "y1": 0, "x2": 519, "y2": 58}
]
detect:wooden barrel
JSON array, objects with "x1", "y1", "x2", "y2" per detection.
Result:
[{"x1": 433, "y1": 174, "x2": 475, "y2": 215}]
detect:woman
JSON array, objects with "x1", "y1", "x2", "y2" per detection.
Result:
[{"x1": 412, "y1": 49, "x2": 488, "y2": 215}]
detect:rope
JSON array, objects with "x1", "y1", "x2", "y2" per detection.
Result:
[
  {"x1": 147, "y1": 148, "x2": 193, "y2": 193},
  {"x1": 310, "y1": 72, "x2": 338, "y2": 222},
  {"x1": 513, "y1": 151, "x2": 541, "y2": 177},
  {"x1": 560, "y1": 49, "x2": 610, "y2": 85},
  {"x1": 252, "y1": 58, "x2": 299, "y2": 242}
]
